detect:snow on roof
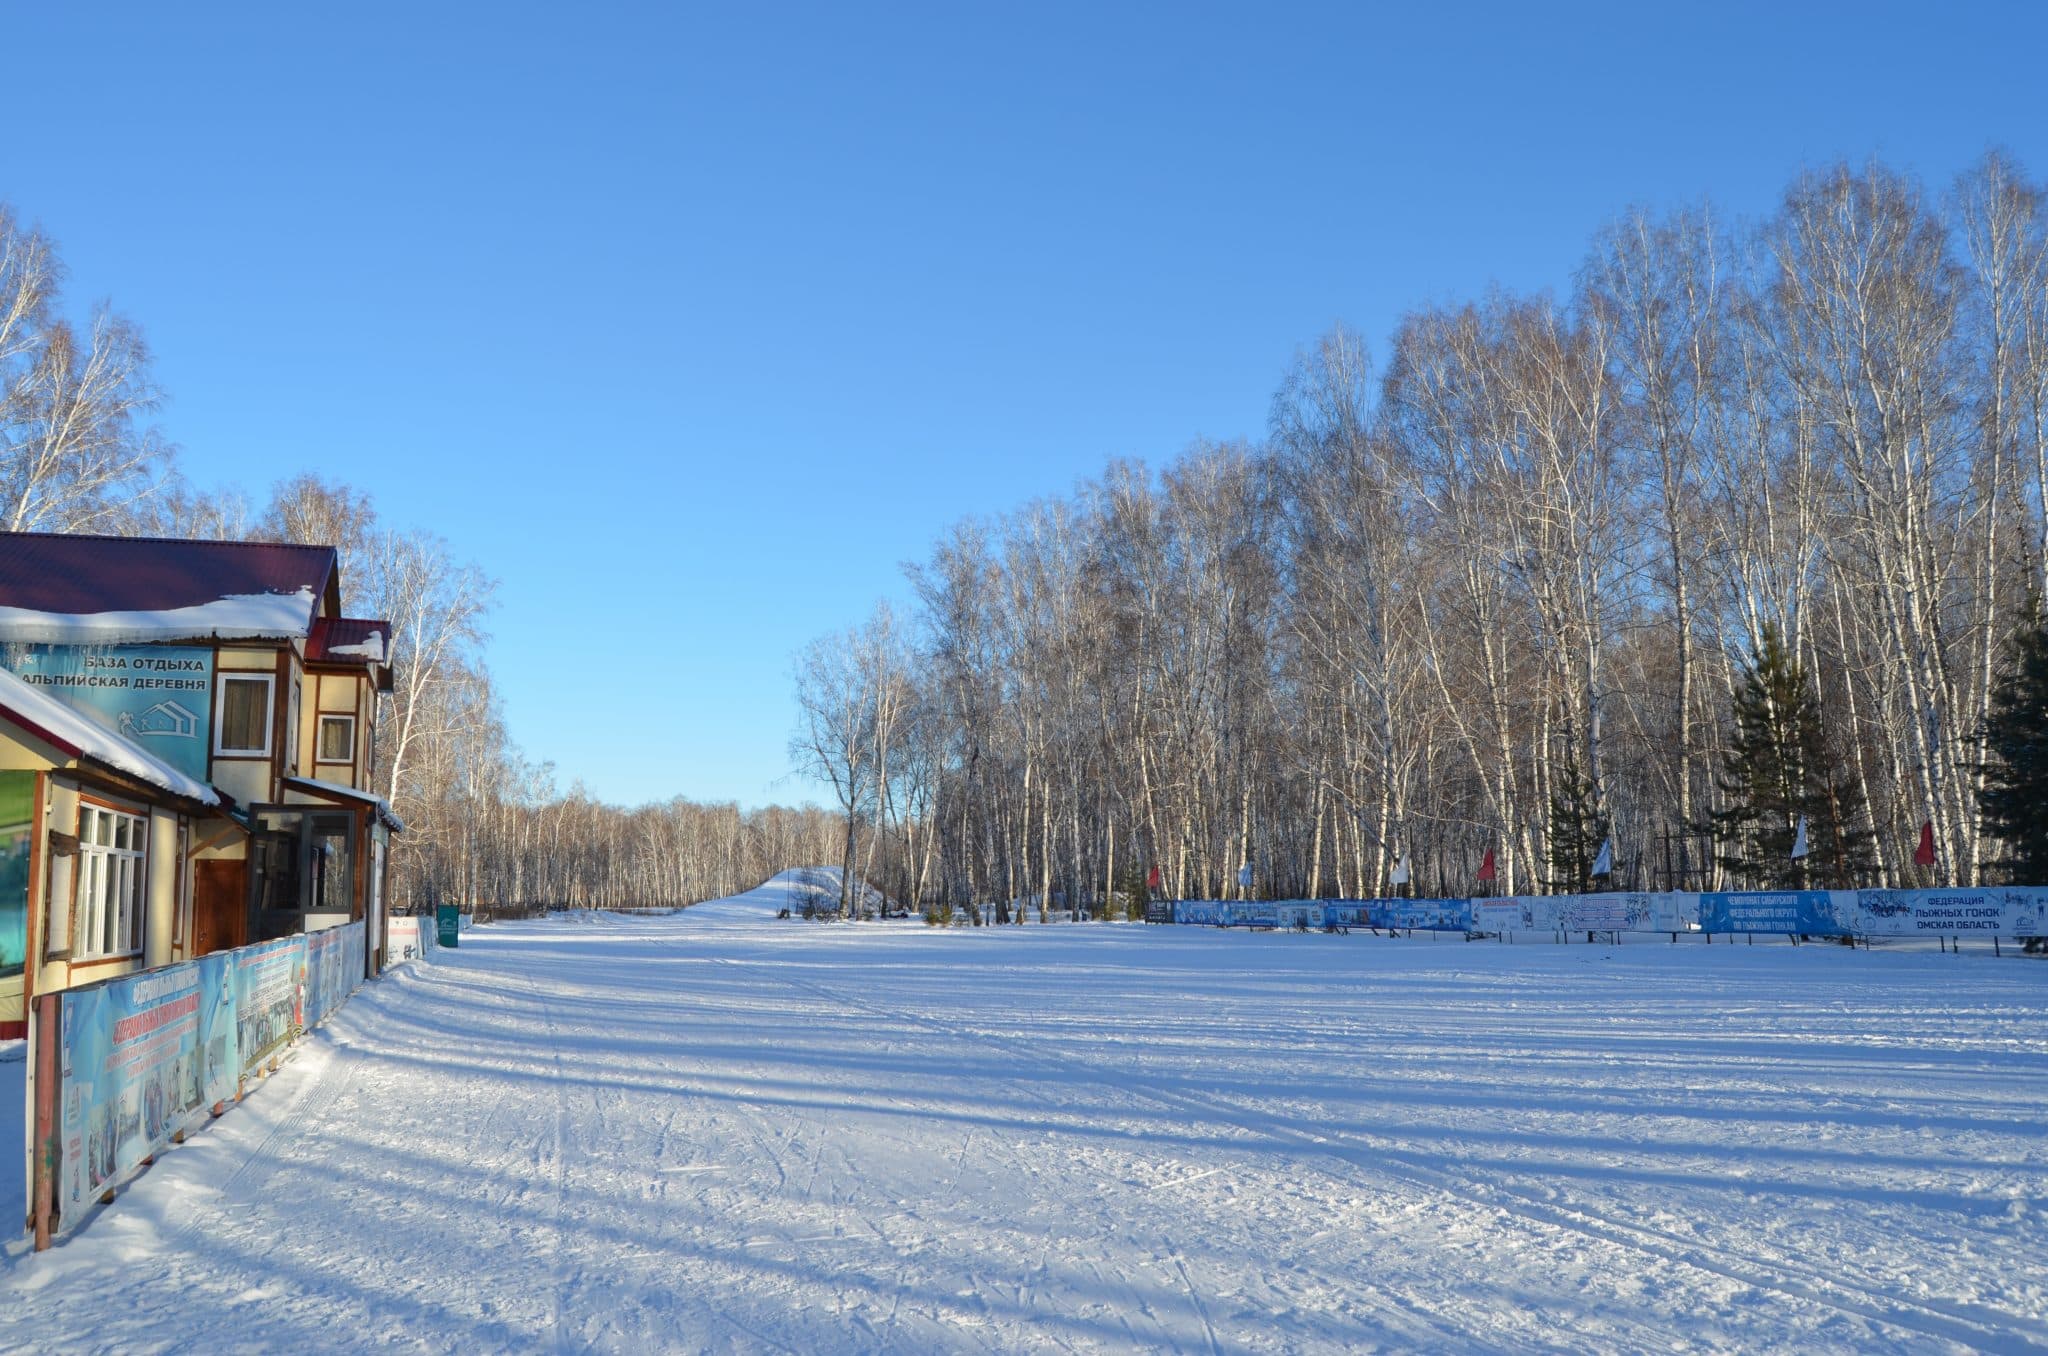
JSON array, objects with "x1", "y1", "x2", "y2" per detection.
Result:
[
  {"x1": 0, "y1": 588, "x2": 320, "y2": 646},
  {"x1": 0, "y1": 585, "x2": 321, "y2": 647},
  {"x1": 282, "y1": 775, "x2": 405, "y2": 832},
  {"x1": 0, "y1": 666, "x2": 221, "y2": 805}
]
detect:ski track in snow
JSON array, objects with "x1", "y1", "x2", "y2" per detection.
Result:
[
  {"x1": 704, "y1": 936, "x2": 2046, "y2": 1353},
  {"x1": 3, "y1": 868, "x2": 2046, "y2": 1354}
]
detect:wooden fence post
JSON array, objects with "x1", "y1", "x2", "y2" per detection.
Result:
[{"x1": 32, "y1": 992, "x2": 60, "y2": 1251}]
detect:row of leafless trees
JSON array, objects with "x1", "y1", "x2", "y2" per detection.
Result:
[
  {"x1": 3, "y1": 204, "x2": 840, "y2": 912},
  {"x1": 797, "y1": 154, "x2": 2048, "y2": 912}
]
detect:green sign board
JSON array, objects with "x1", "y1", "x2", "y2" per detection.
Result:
[
  {"x1": 436, "y1": 904, "x2": 460, "y2": 948},
  {"x1": 0, "y1": 770, "x2": 30, "y2": 978},
  {"x1": 2, "y1": 644, "x2": 214, "y2": 781}
]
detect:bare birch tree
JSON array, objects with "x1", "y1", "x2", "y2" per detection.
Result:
[{"x1": 0, "y1": 204, "x2": 170, "y2": 532}]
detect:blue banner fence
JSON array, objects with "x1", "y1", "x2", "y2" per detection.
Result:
[{"x1": 1162, "y1": 887, "x2": 2048, "y2": 940}]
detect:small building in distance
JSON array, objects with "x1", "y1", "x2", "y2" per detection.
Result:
[{"x1": 0, "y1": 531, "x2": 401, "y2": 1038}]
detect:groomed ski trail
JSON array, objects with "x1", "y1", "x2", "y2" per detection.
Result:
[{"x1": 4, "y1": 868, "x2": 2044, "y2": 1354}]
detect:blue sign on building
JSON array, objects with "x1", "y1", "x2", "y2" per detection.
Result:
[{"x1": 3, "y1": 645, "x2": 214, "y2": 781}]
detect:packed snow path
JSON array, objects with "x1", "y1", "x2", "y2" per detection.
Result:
[{"x1": 5, "y1": 871, "x2": 2047, "y2": 1353}]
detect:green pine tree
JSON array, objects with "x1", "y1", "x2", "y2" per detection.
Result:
[
  {"x1": 1712, "y1": 624, "x2": 1873, "y2": 889},
  {"x1": 1547, "y1": 752, "x2": 1608, "y2": 893},
  {"x1": 1979, "y1": 612, "x2": 2048, "y2": 887}
]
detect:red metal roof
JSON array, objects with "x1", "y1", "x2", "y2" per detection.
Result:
[
  {"x1": 0, "y1": 531, "x2": 340, "y2": 620},
  {"x1": 307, "y1": 617, "x2": 391, "y2": 664}
]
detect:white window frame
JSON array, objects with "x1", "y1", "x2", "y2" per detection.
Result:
[
  {"x1": 75, "y1": 802, "x2": 146, "y2": 961},
  {"x1": 214, "y1": 672, "x2": 276, "y2": 757},
  {"x1": 316, "y1": 713, "x2": 356, "y2": 765}
]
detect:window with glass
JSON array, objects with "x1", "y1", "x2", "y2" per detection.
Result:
[
  {"x1": 317, "y1": 713, "x2": 355, "y2": 764},
  {"x1": 310, "y1": 817, "x2": 353, "y2": 913},
  {"x1": 249, "y1": 822, "x2": 302, "y2": 925},
  {"x1": 75, "y1": 803, "x2": 146, "y2": 960},
  {"x1": 216, "y1": 673, "x2": 274, "y2": 755}
]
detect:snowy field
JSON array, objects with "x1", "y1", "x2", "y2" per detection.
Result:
[{"x1": 4, "y1": 871, "x2": 2046, "y2": 1354}]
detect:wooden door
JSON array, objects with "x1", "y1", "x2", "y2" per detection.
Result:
[{"x1": 191, "y1": 859, "x2": 247, "y2": 956}]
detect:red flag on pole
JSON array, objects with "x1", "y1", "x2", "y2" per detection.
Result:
[
  {"x1": 1476, "y1": 849, "x2": 1497, "y2": 883},
  {"x1": 1913, "y1": 820, "x2": 1936, "y2": 868},
  {"x1": 1146, "y1": 865, "x2": 1161, "y2": 891}
]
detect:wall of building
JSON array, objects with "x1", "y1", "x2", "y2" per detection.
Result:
[
  {"x1": 211, "y1": 644, "x2": 292, "y2": 809},
  {"x1": 299, "y1": 669, "x2": 369, "y2": 791},
  {"x1": 0, "y1": 735, "x2": 53, "y2": 1033},
  {"x1": 145, "y1": 808, "x2": 179, "y2": 968},
  {"x1": 0, "y1": 728, "x2": 210, "y2": 1015}
]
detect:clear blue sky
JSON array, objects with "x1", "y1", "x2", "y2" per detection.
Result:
[{"x1": 5, "y1": 3, "x2": 2044, "y2": 809}]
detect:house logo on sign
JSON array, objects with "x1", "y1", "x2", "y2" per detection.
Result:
[{"x1": 118, "y1": 699, "x2": 201, "y2": 743}]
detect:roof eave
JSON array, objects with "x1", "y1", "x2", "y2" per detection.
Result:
[
  {"x1": 0, "y1": 705, "x2": 84, "y2": 759},
  {"x1": 73, "y1": 755, "x2": 232, "y2": 816}
]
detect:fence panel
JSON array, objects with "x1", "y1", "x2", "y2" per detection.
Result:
[
  {"x1": 304, "y1": 921, "x2": 366, "y2": 1030},
  {"x1": 35, "y1": 915, "x2": 387, "y2": 1244},
  {"x1": 1850, "y1": 887, "x2": 2048, "y2": 938},
  {"x1": 231, "y1": 936, "x2": 304, "y2": 1077},
  {"x1": 1165, "y1": 887, "x2": 2046, "y2": 940},
  {"x1": 49, "y1": 950, "x2": 242, "y2": 1234}
]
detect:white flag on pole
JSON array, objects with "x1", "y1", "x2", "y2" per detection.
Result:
[
  {"x1": 1590, "y1": 837, "x2": 1613, "y2": 878},
  {"x1": 1237, "y1": 861, "x2": 1252, "y2": 890},
  {"x1": 1790, "y1": 815, "x2": 1810, "y2": 860},
  {"x1": 1390, "y1": 852, "x2": 1410, "y2": 886}
]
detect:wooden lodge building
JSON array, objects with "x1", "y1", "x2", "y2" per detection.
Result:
[{"x1": 0, "y1": 532, "x2": 402, "y2": 1039}]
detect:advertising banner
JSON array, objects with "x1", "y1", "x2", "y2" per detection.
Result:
[
  {"x1": 303, "y1": 921, "x2": 365, "y2": 1030},
  {"x1": 1851, "y1": 888, "x2": 2048, "y2": 937},
  {"x1": 43, "y1": 924, "x2": 386, "y2": 1239},
  {"x1": 2007, "y1": 888, "x2": 2048, "y2": 937},
  {"x1": 55, "y1": 952, "x2": 237, "y2": 1231},
  {"x1": 1321, "y1": 902, "x2": 1373, "y2": 928},
  {"x1": 0, "y1": 770, "x2": 29, "y2": 978},
  {"x1": 1699, "y1": 891, "x2": 1850, "y2": 937},
  {"x1": 1473, "y1": 894, "x2": 1700, "y2": 934},
  {"x1": 1170, "y1": 888, "x2": 2048, "y2": 939},
  {"x1": 233, "y1": 936, "x2": 304, "y2": 1074},
  {"x1": 2, "y1": 645, "x2": 213, "y2": 782},
  {"x1": 1171, "y1": 900, "x2": 1322, "y2": 928},
  {"x1": 385, "y1": 915, "x2": 433, "y2": 963},
  {"x1": 1273, "y1": 903, "x2": 1322, "y2": 929},
  {"x1": 1658, "y1": 894, "x2": 1703, "y2": 930},
  {"x1": 1555, "y1": 893, "x2": 1656, "y2": 932},
  {"x1": 1471, "y1": 897, "x2": 1532, "y2": 932},
  {"x1": 1367, "y1": 898, "x2": 1473, "y2": 931}
]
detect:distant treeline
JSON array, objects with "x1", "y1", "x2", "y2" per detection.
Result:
[{"x1": 795, "y1": 153, "x2": 2048, "y2": 917}]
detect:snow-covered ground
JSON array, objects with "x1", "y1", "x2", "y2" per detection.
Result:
[{"x1": 4, "y1": 869, "x2": 2046, "y2": 1353}]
